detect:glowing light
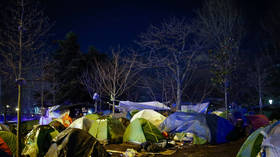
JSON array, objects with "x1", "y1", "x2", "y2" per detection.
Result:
[
  {"x1": 269, "y1": 99, "x2": 273, "y2": 105},
  {"x1": 6, "y1": 105, "x2": 10, "y2": 108},
  {"x1": 88, "y1": 109, "x2": 93, "y2": 114},
  {"x1": 15, "y1": 107, "x2": 19, "y2": 111}
]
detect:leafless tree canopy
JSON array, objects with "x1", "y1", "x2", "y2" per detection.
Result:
[{"x1": 137, "y1": 17, "x2": 202, "y2": 110}]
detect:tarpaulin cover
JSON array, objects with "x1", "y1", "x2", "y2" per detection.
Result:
[
  {"x1": 246, "y1": 114, "x2": 269, "y2": 130},
  {"x1": 159, "y1": 112, "x2": 211, "y2": 142},
  {"x1": 205, "y1": 114, "x2": 234, "y2": 144},
  {"x1": 130, "y1": 109, "x2": 166, "y2": 128},
  {"x1": 123, "y1": 118, "x2": 164, "y2": 144},
  {"x1": 22, "y1": 125, "x2": 59, "y2": 157},
  {"x1": 118, "y1": 101, "x2": 170, "y2": 112},
  {"x1": 0, "y1": 131, "x2": 16, "y2": 156},
  {"x1": 180, "y1": 102, "x2": 209, "y2": 114},
  {"x1": 45, "y1": 128, "x2": 109, "y2": 157}
]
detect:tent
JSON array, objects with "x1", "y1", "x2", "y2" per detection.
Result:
[
  {"x1": 45, "y1": 128, "x2": 109, "y2": 157},
  {"x1": 205, "y1": 114, "x2": 234, "y2": 144},
  {"x1": 126, "y1": 110, "x2": 140, "y2": 120},
  {"x1": 0, "y1": 131, "x2": 16, "y2": 156},
  {"x1": 22, "y1": 125, "x2": 59, "y2": 157},
  {"x1": 49, "y1": 120, "x2": 66, "y2": 132},
  {"x1": 84, "y1": 113, "x2": 100, "y2": 121},
  {"x1": 246, "y1": 114, "x2": 269, "y2": 130},
  {"x1": 159, "y1": 112, "x2": 210, "y2": 144},
  {"x1": 0, "y1": 124, "x2": 10, "y2": 132},
  {"x1": 118, "y1": 101, "x2": 170, "y2": 112},
  {"x1": 68, "y1": 117, "x2": 93, "y2": 132},
  {"x1": 88, "y1": 117, "x2": 126, "y2": 144},
  {"x1": 159, "y1": 112, "x2": 234, "y2": 144},
  {"x1": 123, "y1": 118, "x2": 165, "y2": 144},
  {"x1": 130, "y1": 109, "x2": 166, "y2": 128},
  {"x1": 260, "y1": 121, "x2": 280, "y2": 157},
  {"x1": 237, "y1": 121, "x2": 280, "y2": 157}
]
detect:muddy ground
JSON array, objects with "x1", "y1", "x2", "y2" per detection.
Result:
[{"x1": 105, "y1": 138, "x2": 246, "y2": 157}]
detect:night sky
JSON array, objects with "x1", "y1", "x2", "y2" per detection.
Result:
[
  {"x1": 42, "y1": 0, "x2": 202, "y2": 52},
  {"x1": 41, "y1": 0, "x2": 280, "y2": 52}
]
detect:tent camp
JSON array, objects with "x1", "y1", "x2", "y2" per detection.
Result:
[
  {"x1": 22, "y1": 125, "x2": 59, "y2": 157},
  {"x1": 88, "y1": 117, "x2": 126, "y2": 144},
  {"x1": 159, "y1": 112, "x2": 234, "y2": 144},
  {"x1": 118, "y1": 101, "x2": 170, "y2": 112},
  {"x1": 123, "y1": 118, "x2": 165, "y2": 144},
  {"x1": 45, "y1": 128, "x2": 109, "y2": 157},
  {"x1": 237, "y1": 121, "x2": 280, "y2": 157},
  {"x1": 130, "y1": 109, "x2": 166, "y2": 128},
  {"x1": 0, "y1": 131, "x2": 16, "y2": 157}
]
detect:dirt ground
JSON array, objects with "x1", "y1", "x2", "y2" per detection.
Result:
[{"x1": 105, "y1": 138, "x2": 246, "y2": 157}]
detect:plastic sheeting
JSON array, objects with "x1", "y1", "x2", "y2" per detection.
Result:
[
  {"x1": 22, "y1": 125, "x2": 59, "y2": 157},
  {"x1": 45, "y1": 128, "x2": 109, "y2": 157},
  {"x1": 159, "y1": 112, "x2": 211, "y2": 142},
  {"x1": 118, "y1": 101, "x2": 170, "y2": 112},
  {"x1": 181, "y1": 102, "x2": 209, "y2": 114}
]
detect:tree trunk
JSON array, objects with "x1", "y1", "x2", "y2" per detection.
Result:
[
  {"x1": 176, "y1": 79, "x2": 182, "y2": 111},
  {"x1": 224, "y1": 81, "x2": 228, "y2": 120},
  {"x1": 112, "y1": 99, "x2": 115, "y2": 115},
  {"x1": 16, "y1": 84, "x2": 22, "y2": 157}
]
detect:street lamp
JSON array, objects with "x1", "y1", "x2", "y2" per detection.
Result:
[
  {"x1": 269, "y1": 99, "x2": 273, "y2": 105},
  {"x1": 15, "y1": 107, "x2": 19, "y2": 111}
]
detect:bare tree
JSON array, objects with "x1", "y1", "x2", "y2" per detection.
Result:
[
  {"x1": 93, "y1": 48, "x2": 139, "y2": 114},
  {"x1": 80, "y1": 69, "x2": 104, "y2": 112},
  {"x1": 137, "y1": 17, "x2": 202, "y2": 110},
  {"x1": 248, "y1": 55, "x2": 270, "y2": 113},
  {"x1": 0, "y1": 0, "x2": 52, "y2": 156},
  {"x1": 195, "y1": 0, "x2": 244, "y2": 118}
]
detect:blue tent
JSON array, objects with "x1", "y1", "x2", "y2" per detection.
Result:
[
  {"x1": 159, "y1": 112, "x2": 211, "y2": 142},
  {"x1": 159, "y1": 112, "x2": 234, "y2": 144},
  {"x1": 205, "y1": 114, "x2": 234, "y2": 144}
]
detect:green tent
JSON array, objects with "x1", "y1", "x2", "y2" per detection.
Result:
[
  {"x1": 236, "y1": 127, "x2": 265, "y2": 157},
  {"x1": 123, "y1": 118, "x2": 164, "y2": 144},
  {"x1": 0, "y1": 131, "x2": 16, "y2": 156},
  {"x1": 88, "y1": 117, "x2": 126, "y2": 144},
  {"x1": 22, "y1": 125, "x2": 59, "y2": 157},
  {"x1": 85, "y1": 114, "x2": 100, "y2": 121}
]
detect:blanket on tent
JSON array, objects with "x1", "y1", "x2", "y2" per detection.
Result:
[{"x1": 118, "y1": 101, "x2": 170, "y2": 112}]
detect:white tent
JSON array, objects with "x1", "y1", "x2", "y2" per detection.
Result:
[{"x1": 130, "y1": 109, "x2": 166, "y2": 128}]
